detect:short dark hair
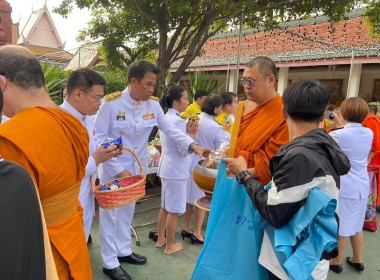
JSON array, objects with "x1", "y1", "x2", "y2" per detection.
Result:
[
  {"x1": 341, "y1": 97, "x2": 369, "y2": 123},
  {"x1": 66, "y1": 69, "x2": 106, "y2": 97},
  {"x1": 0, "y1": 48, "x2": 45, "y2": 90},
  {"x1": 282, "y1": 80, "x2": 331, "y2": 123},
  {"x1": 369, "y1": 104, "x2": 378, "y2": 115},
  {"x1": 194, "y1": 90, "x2": 208, "y2": 100},
  {"x1": 246, "y1": 56, "x2": 278, "y2": 80},
  {"x1": 160, "y1": 86, "x2": 186, "y2": 109},
  {"x1": 201, "y1": 94, "x2": 223, "y2": 116},
  {"x1": 221, "y1": 91, "x2": 237, "y2": 107},
  {"x1": 128, "y1": 60, "x2": 159, "y2": 82}
]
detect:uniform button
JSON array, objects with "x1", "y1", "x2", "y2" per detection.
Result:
[
  {"x1": 135, "y1": 146, "x2": 138, "y2": 149},
  {"x1": 135, "y1": 120, "x2": 139, "y2": 123},
  {"x1": 132, "y1": 102, "x2": 136, "y2": 105},
  {"x1": 120, "y1": 131, "x2": 125, "y2": 135},
  {"x1": 135, "y1": 107, "x2": 138, "y2": 110},
  {"x1": 136, "y1": 133, "x2": 140, "y2": 137}
]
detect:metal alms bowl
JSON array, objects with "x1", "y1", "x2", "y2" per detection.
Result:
[{"x1": 193, "y1": 160, "x2": 218, "y2": 197}]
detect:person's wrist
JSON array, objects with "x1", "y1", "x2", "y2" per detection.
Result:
[
  {"x1": 189, "y1": 142, "x2": 197, "y2": 152},
  {"x1": 236, "y1": 170, "x2": 252, "y2": 184}
]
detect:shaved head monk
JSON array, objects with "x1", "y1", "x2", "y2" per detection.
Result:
[
  {"x1": 236, "y1": 56, "x2": 289, "y2": 184},
  {"x1": 0, "y1": 46, "x2": 92, "y2": 279}
]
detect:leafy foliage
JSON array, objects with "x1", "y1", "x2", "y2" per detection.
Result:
[
  {"x1": 42, "y1": 63, "x2": 68, "y2": 104},
  {"x1": 364, "y1": 0, "x2": 380, "y2": 38},
  {"x1": 185, "y1": 71, "x2": 224, "y2": 103},
  {"x1": 54, "y1": 0, "x2": 367, "y2": 95}
]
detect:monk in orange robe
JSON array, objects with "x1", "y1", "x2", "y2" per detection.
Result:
[
  {"x1": 0, "y1": 46, "x2": 91, "y2": 280},
  {"x1": 362, "y1": 105, "x2": 380, "y2": 206},
  {"x1": 234, "y1": 57, "x2": 288, "y2": 184}
]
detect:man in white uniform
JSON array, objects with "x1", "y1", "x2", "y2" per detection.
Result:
[
  {"x1": 95, "y1": 61, "x2": 210, "y2": 280},
  {"x1": 61, "y1": 69, "x2": 120, "y2": 243}
]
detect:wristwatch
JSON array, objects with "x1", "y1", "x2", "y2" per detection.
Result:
[{"x1": 236, "y1": 170, "x2": 252, "y2": 184}]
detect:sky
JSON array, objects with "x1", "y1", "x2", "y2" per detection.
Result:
[{"x1": 8, "y1": 0, "x2": 92, "y2": 52}]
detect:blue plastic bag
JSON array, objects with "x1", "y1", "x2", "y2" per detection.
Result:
[{"x1": 192, "y1": 161, "x2": 268, "y2": 280}]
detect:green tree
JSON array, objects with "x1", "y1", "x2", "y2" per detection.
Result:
[
  {"x1": 364, "y1": 0, "x2": 380, "y2": 38},
  {"x1": 54, "y1": 0, "x2": 364, "y2": 95}
]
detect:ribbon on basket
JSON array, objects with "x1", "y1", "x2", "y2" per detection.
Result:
[{"x1": 91, "y1": 147, "x2": 146, "y2": 209}]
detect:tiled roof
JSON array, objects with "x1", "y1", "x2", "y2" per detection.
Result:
[
  {"x1": 64, "y1": 43, "x2": 101, "y2": 71},
  {"x1": 170, "y1": 8, "x2": 380, "y2": 69},
  {"x1": 24, "y1": 45, "x2": 73, "y2": 62}
]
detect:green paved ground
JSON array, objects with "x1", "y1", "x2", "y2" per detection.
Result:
[{"x1": 89, "y1": 189, "x2": 380, "y2": 279}]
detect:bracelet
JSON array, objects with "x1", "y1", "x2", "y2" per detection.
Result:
[{"x1": 189, "y1": 142, "x2": 197, "y2": 152}]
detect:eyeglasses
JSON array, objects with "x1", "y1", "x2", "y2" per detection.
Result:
[
  {"x1": 80, "y1": 89, "x2": 103, "y2": 101},
  {"x1": 239, "y1": 75, "x2": 269, "y2": 87}
]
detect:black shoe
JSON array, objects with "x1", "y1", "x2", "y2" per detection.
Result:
[
  {"x1": 118, "y1": 252, "x2": 147, "y2": 265},
  {"x1": 152, "y1": 233, "x2": 158, "y2": 242},
  {"x1": 148, "y1": 230, "x2": 158, "y2": 239},
  {"x1": 103, "y1": 266, "x2": 132, "y2": 280},
  {"x1": 181, "y1": 230, "x2": 192, "y2": 240},
  {"x1": 87, "y1": 234, "x2": 92, "y2": 245},
  {"x1": 329, "y1": 264, "x2": 342, "y2": 274},
  {"x1": 190, "y1": 234, "x2": 204, "y2": 244},
  {"x1": 346, "y1": 257, "x2": 364, "y2": 271}
]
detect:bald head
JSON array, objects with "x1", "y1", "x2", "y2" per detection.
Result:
[{"x1": 0, "y1": 45, "x2": 45, "y2": 90}]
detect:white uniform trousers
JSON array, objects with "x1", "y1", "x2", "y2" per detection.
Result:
[
  {"x1": 100, "y1": 202, "x2": 136, "y2": 269},
  {"x1": 78, "y1": 183, "x2": 95, "y2": 240}
]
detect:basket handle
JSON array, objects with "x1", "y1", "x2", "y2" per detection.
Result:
[
  {"x1": 90, "y1": 146, "x2": 145, "y2": 193},
  {"x1": 122, "y1": 146, "x2": 145, "y2": 177}
]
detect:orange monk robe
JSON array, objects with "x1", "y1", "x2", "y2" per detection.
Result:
[
  {"x1": 0, "y1": 107, "x2": 92, "y2": 280},
  {"x1": 235, "y1": 95, "x2": 289, "y2": 185},
  {"x1": 362, "y1": 114, "x2": 380, "y2": 206}
]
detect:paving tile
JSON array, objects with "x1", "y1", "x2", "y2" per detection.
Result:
[{"x1": 90, "y1": 190, "x2": 380, "y2": 280}]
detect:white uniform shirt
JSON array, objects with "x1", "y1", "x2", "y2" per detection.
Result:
[
  {"x1": 157, "y1": 108, "x2": 192, "y2": 180},
  {"x1": 330, "y1": 122, "x2": 373, "y2": 199},
  {"x1": 95, "y1": 87, "x2": 194, "y2": 181},
  {"x1": 60, "y1": 100, "x2": 97, "y2": 215},
  {"x1": 190, "y1": 112, "x2": 231, "y2": 169}
]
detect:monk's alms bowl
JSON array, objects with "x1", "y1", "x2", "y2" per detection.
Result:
[{"x1": 193, "y1": 160, "x2": 219, "y2": 198}]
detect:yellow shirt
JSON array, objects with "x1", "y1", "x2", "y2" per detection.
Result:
[
  {"x1": 180, "y1": 102, "x2": 201, "y2": 119},
  {"x1": 215, "y1": 111, "x2": 233, "y2": 134}
]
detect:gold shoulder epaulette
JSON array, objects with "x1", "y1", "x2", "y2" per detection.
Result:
[
  {"x1": 105, "y1": 91, "x2": 122, "y2": 102},
  {"x1": 150, "y1": 96, "x2": 159, "y2": 102}
]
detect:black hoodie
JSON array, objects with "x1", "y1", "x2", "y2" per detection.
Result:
[{"x1": 242, "y1": 128, "x2": 350, "y2": 228}]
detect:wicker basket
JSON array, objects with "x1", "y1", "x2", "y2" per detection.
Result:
[{"x1": 91, "y1": 147, "x2": 146, "y2": 209}]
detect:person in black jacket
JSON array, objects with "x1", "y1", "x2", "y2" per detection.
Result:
[{"x1": 224, "y1": 80, "x2": 351, "y2": 280}]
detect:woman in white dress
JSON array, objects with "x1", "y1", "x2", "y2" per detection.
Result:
[
  {"x1": 329, "y1": 97, "x2": 373, "y2": 273},
  {"x1": 183, "y1": 94, "x2": 231, "y2": 244},
  {"x1": 155, "y1": 86, "x2": 198, "y2": 254}
]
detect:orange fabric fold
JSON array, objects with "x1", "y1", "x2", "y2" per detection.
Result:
[
  {"x1": 0, "y1": 107, "x2": 91, "y2": 280},
  {"x1": 362, "y1": 115, "x2": 380, "y2": 206},
  {"x1": 234, "y1": 96, "x2": 289, "y2": 184}
]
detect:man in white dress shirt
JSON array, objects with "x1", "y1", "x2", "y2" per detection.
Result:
[
  {"x1": 61, "y1": 69, "x2": 119, "y2": 244},
  {"x1": 95, "y1": 61, "x2": 210, "y2": 280}
]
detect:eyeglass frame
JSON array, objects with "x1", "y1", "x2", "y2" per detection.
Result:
[
  {"x1": 239, "y1": 74, "x2": 270, "y2": 88},
  {"x1": 79, "y1": 89, "x2": 103, "y2": 102}
]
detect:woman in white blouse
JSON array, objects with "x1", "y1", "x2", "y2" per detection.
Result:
[
  {"x1": 329, "y1": 97, "x2": 373, "y2": 274},
  {"x1": 156, "y1": 86, "x2": 198, "y2": 254},
  {"x1": 183, "y1": 94, "x2": 231, "y2": 244}
]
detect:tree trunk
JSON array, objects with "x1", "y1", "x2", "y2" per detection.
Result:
[{"x1": 156, "y1": 3, "x2": 168, "y2": 98}]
